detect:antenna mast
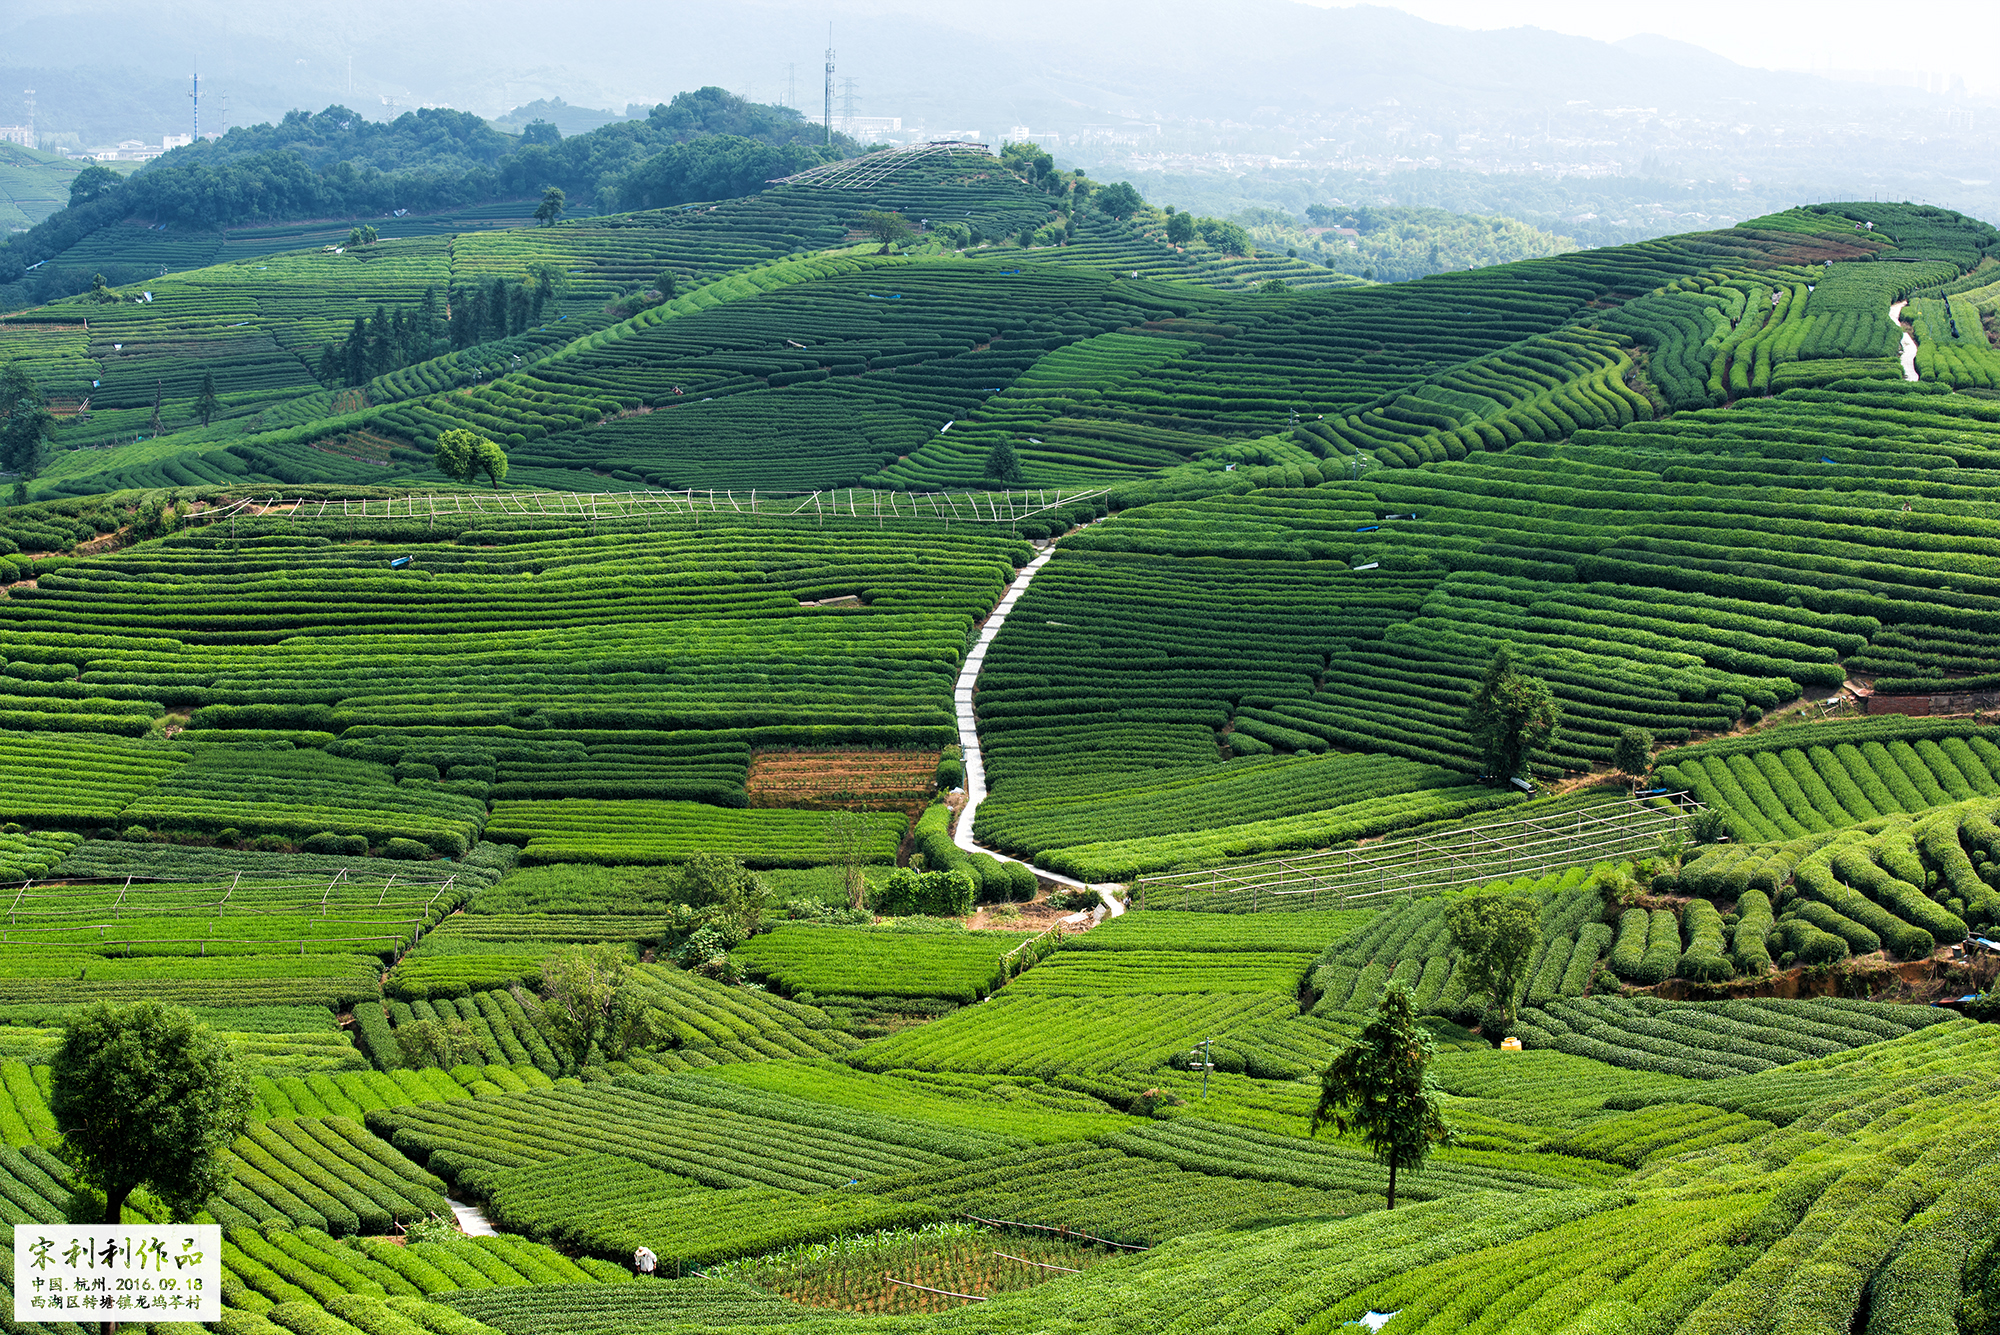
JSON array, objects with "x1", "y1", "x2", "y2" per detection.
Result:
[
  {"x1": 21, "y1": 91, "x2": 32, "y2": 151},
  {"x1": 190, "y1": 65, "x2": 199, "y2": 141},
  {"x1": 785, "y1": 63, "x2": 797, "y2": 111},
  {"x1": 823, "y1": 24, "x2": 834, "y2": 146}
]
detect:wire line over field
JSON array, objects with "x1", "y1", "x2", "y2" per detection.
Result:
[{"x1": 200, "y1": 486, "x2": 1111, "y2": 528}]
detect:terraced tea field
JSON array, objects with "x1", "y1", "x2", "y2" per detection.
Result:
[{"x1": 0, "y1": 184, "x2": 1998, "y2": 1335}]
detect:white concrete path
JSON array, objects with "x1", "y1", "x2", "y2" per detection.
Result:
[
  {"x1": 950, "y1": 541, "x2": 1124, "y2": 917},
  {"x1": 1891, "y1": 300, "x2": 1920, "y2": 381},
  {"x1": 447, "y1": 1196, "x2": 498, "y2": 1236}
]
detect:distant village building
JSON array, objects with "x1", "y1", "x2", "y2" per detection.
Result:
[
  {"x1": 1004, "y1": 127, "x2": 1062, "y2": 151},
  {"x1": 0, "y1": 125, "x2": 33, "y2": 149},
  {"x1": 95, "y1": 135, "x2": 189, "y2": 162}
]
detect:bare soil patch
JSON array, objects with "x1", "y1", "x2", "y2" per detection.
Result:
[{"x1": 747, "y1": 748, "x2": 940, "y2": 816}]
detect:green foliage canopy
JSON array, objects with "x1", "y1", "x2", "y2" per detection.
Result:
[
  {"x1": 1308, "y1": 983, "x2": 1454, "y2": 1209},
  {"x1": 49, "y1": 1001, "x2": 253, "y2": 1222},
  {"x1": 1466, "y1": 647, "x2": 1559, "y2": 781},
  {"x1": 433, "y1": 428, "x2": 508, "y2": 488},
  {"x1": 521, "y1": 942, "x2": 671, "y2": 1073},
  {"x1": 0, "y1": 363, "x2": 52, "y2": 475},
  {"x1": 1443, "y1": 892, "x2": 1541, "y2": 1026}
]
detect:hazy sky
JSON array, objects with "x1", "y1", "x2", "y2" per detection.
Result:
[{"x1": 1312, "y1": 0, "x2": 2000, "y2": 95}]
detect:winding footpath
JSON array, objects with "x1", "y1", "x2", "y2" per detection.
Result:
[
  {"x1": 950, "y1": 542, "x2": 1124, "y2": 917},
  {"x1": 1891, "y1": 300, "x2": 1920, "y2": 381}
]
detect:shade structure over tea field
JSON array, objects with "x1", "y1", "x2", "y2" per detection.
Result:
[{"x1": 2, "y1": 188, "x2": 2000, "y2": 1335}]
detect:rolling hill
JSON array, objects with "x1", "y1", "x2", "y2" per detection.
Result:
[{"x1": 0, "y1": 139, "x2": 1997, "y2": 1335}]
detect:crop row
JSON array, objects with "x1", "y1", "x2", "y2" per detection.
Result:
[
  {"x1": 484, "y1": 800, "x2": 906, "y2": 867},
  {"x1": 1659, "y1": 730, "x2": 2000, "y2": 845},
  {"x1": 732, "y1": 924, "x2": 1030, "y2": 1004},
  {"x1": 847, "y1": 991, "x2": 1297, "y2": 1077},
  {"x1": 213, "y1": 1115, "x2": 452, "y2": 1236},
  {"x1": 481, "y1": 1151, "x2": 931, "y2": 1268},
  {"x1": 1515, "y1": 992, "x2": 1932, "y2": 1081},
  {"x1": 369, "y1": 1077, "x2": 1004, "y2": 1195}
]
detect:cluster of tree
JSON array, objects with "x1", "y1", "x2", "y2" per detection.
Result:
[
  {"x1": 993, "y1": 142, "x2": 1148, "y2": 249},
  {"x1": 1286, "y1": 205, "x2": 1580, "y2": 282},
  {"x1": 315, "y1": 289, "x2": 445, "y2": 387},
  {"x1": 611, "y1": 137, "x2": 837, "y2": 212},
  {"x1": 312, "y1": 266, "x2": 568, "y2": 390},
  {"x1": 450, "y1": 264, "x2": 565, "y2": 347},
  {"x1": 0, "y1": 88, "x2": 872, "y2": 297},
  {"x1": 1163, "y1": 206, "x2": 1253, "y2": 256}
]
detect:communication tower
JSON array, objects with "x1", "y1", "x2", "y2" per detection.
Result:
[
  {"x1": 823, "y1": 25, "x2": 834, "y2": 146},
  {"x1": 22, "y1": 90, "x2": 33, "y2": 150},
  {"x1": 190, "y1": 66, "x2": 199, "y2": 141}
]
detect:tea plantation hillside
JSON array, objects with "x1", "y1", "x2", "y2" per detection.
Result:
[{"x1": 0, "y1": 187, "x2": 1998, "y2": 1335}]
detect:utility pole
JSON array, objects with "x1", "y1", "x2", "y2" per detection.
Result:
[{"x1": 823, "y1": 24, "x2": 834, "y2": 147}]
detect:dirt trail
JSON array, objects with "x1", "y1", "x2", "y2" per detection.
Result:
[{"x1": 949, "y1": 539, "x2": 1124, "y2": 917}]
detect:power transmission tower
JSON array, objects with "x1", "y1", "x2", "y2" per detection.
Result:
[
  {"x1": 838, "y1": 77, "x2": 858, "y2": 135},
  {"x1": 21, "y1": 91, "x2": 32, "y2": 151},
  {"x1": 823, "y1": 25, "x2": 834, "y2": 146}
]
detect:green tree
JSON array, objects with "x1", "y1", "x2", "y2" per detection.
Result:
[
  {"x1": 1309, "y1": 983, "x2": 1452, "y2": 1209},
  {"x1": 1443, "y1": 892, "x2": 1541, "y2": 1027},
  {"x1": 1096, "y1": 181, "x2": 1144, "y2": 219},
  {"x1": 0, "y1": 363, "x2": 54, "y2": 477},
  {"x1": 1613, "y1": 725, "x2": 1654, "y2": 777},
  {"x1": 674, "y1": 851, "x2": 766, "y2": 929},
  {"x1": 823, "y1": 811, "x2": 871, "y2": 910},
  {"x1": 858, "y1": 209, "x2": 913, "y2": 252},
  {"x1": 193, "y1": 369, "x2": 220, "y2": 427},
  {"x1": 534, "y1": 185, "x2": 566, "y2": 226},
  {"x1": 395, "y1": 1016, "x2": 485, "y2": 1068},
  {"x1": 1259, "y1": 278, "x2": 1291, "y2": 295},
  {"x1": 985, "y1": 440, "x2": 1024, "y2": 483},
  {"x1": 67, "y1": 162, "x2": 121, "y2": 208},
  {"x1": 1465, "y1": 647, "x2": 1559, "y2": 782},
  {"x1": 654, "y1": 269, "x2": 677, "y2": 300},
  {"x1": 1166, "y1": 211, "x2": 1194, "y2": 246},
  {"x1": 433, "y1": 427, "x2": 508, "y2": 488},
  {"x1": 520, "y1": 943, "x2": 670, "y2": 1072},
  {"x1": 49, "y1": 1001, "x2": 252, "y2": 1222}
]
